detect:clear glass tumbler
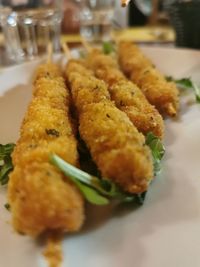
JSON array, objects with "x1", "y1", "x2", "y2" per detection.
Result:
[
  {"x1": 0, "y1": 6, "x2": 25, "y2": 64},
  {"x1": 79, "y1": 0, "x2": 115, "y2": 43},
  {"x1": 0, "y1": 0, "x2": 63, "y2": 65}
]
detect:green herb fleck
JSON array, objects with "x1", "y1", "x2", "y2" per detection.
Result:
[
  {"x1": 79, "y1": 50, "x2": 87, "y2": 58},
  {"x1": 102, "y1": 41, "x2": 115, "y2": 54},
  {"x1": 0, "y1": 143, "x2": 15, "y2": 185},
  {"x1": 146, "y1": 133, "x2": 165, "y2": 176},
  {"x1": 45, "y1": 129, "x2": 60, "y2": 137},
  {"x1": 50, "y1": 154, "x2": 146, "y2": 206},
  {"x1": 166, "y1": 76, "x2": 200, "y2": 103},
  {"x1": 4, "y1": 203, "x2": 10, "y2": 211}
]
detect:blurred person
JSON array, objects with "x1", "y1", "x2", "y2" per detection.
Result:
[
  {"x1": 129, "y1": 0, "x2": 165, "y2": 26},
  {"x1": 129, "y1": 1, "x2": 148, "y2": 26}
]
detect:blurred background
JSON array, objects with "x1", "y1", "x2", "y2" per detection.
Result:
[{"x1": 0, "y1": 0, "x2": 199, "y2": 66}]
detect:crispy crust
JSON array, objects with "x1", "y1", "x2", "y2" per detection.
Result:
[
  {"x1": 65, "y1": 60, "x2": 154, "y2": 194},
  {"x1": 118, "y1": 42, "x2": 180, "y2": 117},
  {"x1": 79, "y1": 102, "x2": 153, "y2": 193},
  {"x1": 8, "y1": 63, "x2": 85, "y2": 236},
  {"x1": 86, "y1": 50, "x2": 164, "y2": 138}
]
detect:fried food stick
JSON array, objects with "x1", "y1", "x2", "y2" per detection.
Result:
[
  {"x1": 8, "y1": 62, "x2": 85, "y2": 237},
  {"x1": 85, "y1": 48, "x2": 164, "y2": 139},
  {"x1": 65, "y1": 59, "x2": 154, "y2": 194},
  {"x1": 118, "y1": 42, "x2": 180, "y2": 117}
]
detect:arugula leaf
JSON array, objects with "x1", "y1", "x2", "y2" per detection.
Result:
[
  {"x1": 74, "y1": 180, "x2": 109, "y2": 205},
  {"x1": 102, "y1": 41, "x2": 115, "y2": 54},
  {"x1": 50, "y1": 154, "x2": 109, "y2": 205},
  {"x1": 146, "y1": 133, "x2": 165, "y2": 176},
  {"x1": 0, "y1": 143, "x2": 15, "y2": 185},
  {"x1": 50, "y1": 154, "x2": 146, "y2": 206},
  {"x1": 166, "y1": 76, "x2": 200, "y2": 103},
  {"x1": 118, "y1": 191, "x2": 147, "y2": 205}
]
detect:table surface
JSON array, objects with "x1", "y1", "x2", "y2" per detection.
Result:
[{"x1": 60, "y1": 26, "x2": 175, "y2": 43}]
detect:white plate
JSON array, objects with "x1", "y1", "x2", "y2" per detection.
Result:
[{"x1": 1, "y1": 47, "x2": 200, "y2": 267}]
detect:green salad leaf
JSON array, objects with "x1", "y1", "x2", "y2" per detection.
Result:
[
  {"x1": 102, "y1": 41, "x2": 115, "y2": 54},
  {"x1": 146, "y1": 133, "x2": 165, "y2": 176},
  {"x1": 72, "y1": 179, "x2": 109, "y2": 205},
  {"x1": 50, "y1": 154, "x2": 146, "y2": 206},
  {"x1": 0, "y1": 143, "x2": 15, "y2": 185},
  {"x1": 166, "y1": 76, "x2": 200, "y2": 103}
]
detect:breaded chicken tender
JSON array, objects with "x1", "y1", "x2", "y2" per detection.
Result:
[
  {"x1": 118, "y1": 42, "x2": 180, "y2": 117},
  {"x1": 118, "y1": 43, "x2": 152, "y2": 77},
  {"x1": 65, "y1": 60, "x2": 110, "y2": 113},
  {"x1": 86, "y1": 49, "x2": 164, "y2": 139},
  {"x1": 34, "y1": 63, "x2": 63, "y2": 80},
  {"x1": 66, "y1": 59, "x2": 93, "y2": 77},
  {"x1": 8, "y1": 63, "x2": 84, "y2": 236},
  {"x1": 65, "y1": 61, "x2": 154, "y2": 194},
  {"x1": 79, "y1": 102, "x2": 153, "y2": 193}
]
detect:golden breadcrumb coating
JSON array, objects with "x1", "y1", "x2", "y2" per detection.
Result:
[
  {"x1": 132, "y1": 67, "x2": 180, "y2": 117},
  {"x1": 79, "y1": 102, "x2": 153, "y2": 193},
  {"x1": 33, "y1": 77, "x2": 70, "y2": 109},
  {"x1": 118, "y1": 43, "x2": 152, "y2": 77},
  {"x1": 8, "y1": 63, "x2": 84, "y2": 237},
  {"x1": 65, "y1": 60, "x2": 110, "y2": 113},
  {"x1": 34, "y1": 63, "x2": 63, "y2": 81},
  {"x1": 118, "y1": 42, "x2": 180, "y2": 117},
  {"x1": 66, "y1": 59, "x2": 93, "y2": 77},
  {"x1": 86, "y1": 49, "x2": 164, "y2": 139},
  {"x1": 65, "y1": 61, "x2": 154, "y2": 194}
]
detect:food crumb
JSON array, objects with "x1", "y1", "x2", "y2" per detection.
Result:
[{"x1": 43, "y1": 232, "x2": 63, "y2": 267}]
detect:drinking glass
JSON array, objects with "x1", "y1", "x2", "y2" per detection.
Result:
[
  {"x1": 0, "y1": 0, "x2": 63, "y2": 65},
  {"x1": 0, "y1": 6, "x2": 25, "y2": 63},
  {"x1": 79, "y1": 0, "x2": 115, "y2": 43}
]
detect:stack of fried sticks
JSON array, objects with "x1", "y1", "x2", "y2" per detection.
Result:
[{"x1": 8, "y1": 40, "x2": 179, "y2": 237}]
